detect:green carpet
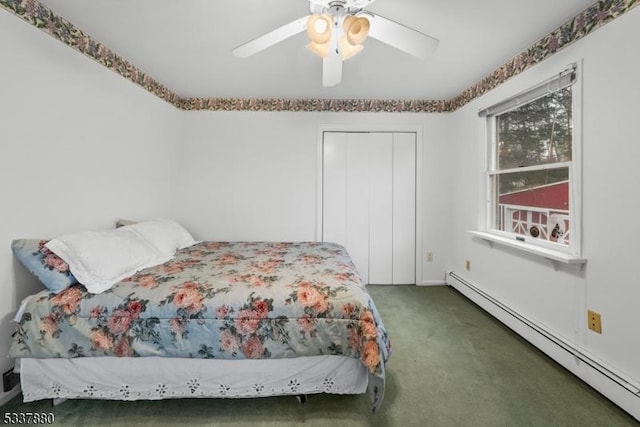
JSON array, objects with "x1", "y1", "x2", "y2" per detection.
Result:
[{"x1": 2, "y1": 285, "x2": 637, "y2": 426}]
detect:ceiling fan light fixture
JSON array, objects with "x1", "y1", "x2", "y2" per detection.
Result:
[
  {"x1": 232, "y1": 0, "x2": 440, "y2": 87},
  {"x1": 307, "y1": 14, "x2": 332, "y2": 44}
]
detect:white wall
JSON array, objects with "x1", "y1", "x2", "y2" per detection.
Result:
[
  {"x1": 176, "y1": 111, "x2": 453, "y2": 285},
  {"x1": 446, "y1": 5, "x2": 640, "y2": 409},
  {"x1": 0, "y1": 11, "x2": 181, "y2": 403}
]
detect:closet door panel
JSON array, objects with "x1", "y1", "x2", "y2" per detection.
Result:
[
  {"x1": 392, "y1": 133, "x2": 417, "y2": 284},
  {"x1": 322, "y1": 132, "x2": 348, "y2": 247},
  {"x1": 345, "y1": 133, "x2": 371, "y2": 284},
  {"x1": 368, "y1": 133, "x2": 394, "y2": 284}
]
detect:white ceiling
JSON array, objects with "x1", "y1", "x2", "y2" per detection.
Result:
[{"x1": 36, "y1": 0, "x2": 596, "y2": 100}]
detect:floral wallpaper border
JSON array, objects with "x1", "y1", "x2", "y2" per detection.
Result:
[{"x1": 0, "y1": 0, "x2": 638, "y2": 113}]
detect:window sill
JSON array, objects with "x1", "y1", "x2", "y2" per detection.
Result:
[{"x1": 469, "y1": 231, "x2": 587, "y2": 267}]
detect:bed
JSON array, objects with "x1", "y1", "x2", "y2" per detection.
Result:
[{"x1": 9, "y1": 223, "x2": 391, "y2": 413}]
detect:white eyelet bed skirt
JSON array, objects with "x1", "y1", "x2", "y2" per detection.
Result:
[{"x1": 16, "y1": 356, "x2": 368, "y2": 403}]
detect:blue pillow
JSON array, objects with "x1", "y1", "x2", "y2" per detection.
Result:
[{"x1": 11, "y1": 239, "x2": 78, "y2": 293}]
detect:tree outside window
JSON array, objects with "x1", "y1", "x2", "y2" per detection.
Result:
[{"x1": 490, "y1": 87, "x2": 573, "y2": 246}]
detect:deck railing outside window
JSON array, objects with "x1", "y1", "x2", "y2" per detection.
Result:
[{"x1": 499, "y1": 203, "x2": 570, "y2": 245}]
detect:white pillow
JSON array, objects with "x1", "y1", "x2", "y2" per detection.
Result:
[
  {"x1": 127, "y1": 219, "x2": 197, "y2": 257},
  {"x1": 45, "y1": 228, "x2": 170, "y2": 294}
]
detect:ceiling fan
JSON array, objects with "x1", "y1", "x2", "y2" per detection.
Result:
[{"x1": 232, "y1": 0, "x2": 439, "y2": 87}]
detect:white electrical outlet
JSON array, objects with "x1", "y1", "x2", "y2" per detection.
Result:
[{"x1": 426, "y1": 252, "x2": 433, "y2": 262}]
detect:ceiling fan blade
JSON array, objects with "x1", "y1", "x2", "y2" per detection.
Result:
[
  {"x1": 366, "y1": 13, "x2": 439, "y2": 58},
  {"x1": 232, "y1": 15, "x2": 310, "y2": 58},
  {"x1": 323, "y1": 51, "x2": 342, "y2": 87}
]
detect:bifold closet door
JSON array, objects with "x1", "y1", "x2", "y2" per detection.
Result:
[
  {"x1": 322, "y1": 132, "x2": 372, "y2": 283},
  {"x1": 322, "y1": 131, "x2": 415, "y2": 285},
  {"x1": 391, "y1": 132, "x2": 417, "y2": 285},
  {"x1": 368, "y1": 133, "x2": 394, "y2": 284}
]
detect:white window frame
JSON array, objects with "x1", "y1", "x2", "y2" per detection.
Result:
[{"x1": 472, "y1": 62, "x2": 585, "y2": 265}]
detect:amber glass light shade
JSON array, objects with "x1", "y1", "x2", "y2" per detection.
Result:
[
  {"x1": 339, "y1": 36, "x2": 364, "y2": 60},
  {"x1": 307, "y1": 41, "x2": 330, "y2": 58},
  {"x1": 344, "y1": 16, "x2": 370, "y2": 46},
  {"x1": 307, "y1": 14, "x2": 332, "y2": 44}
]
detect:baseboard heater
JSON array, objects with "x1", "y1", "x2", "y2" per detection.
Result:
[{"x1": 447, "y1": 271, "x2": 640, "y2": 421}]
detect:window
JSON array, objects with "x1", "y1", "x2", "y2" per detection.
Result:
[{"x1": 480, "y1": 64, "x2": 581, "y2": 256}]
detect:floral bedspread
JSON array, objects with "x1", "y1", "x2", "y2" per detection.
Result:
[{"x1": 10, "y1": 241, "x2": 391, "y2": 411}]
